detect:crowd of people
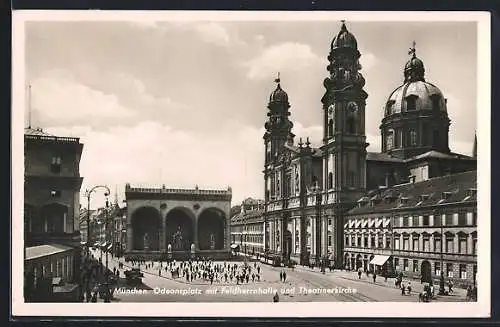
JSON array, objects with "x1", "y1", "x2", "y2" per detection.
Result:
[{"x1": 122, "y1": 257, "x2": 265, "y2": 285}]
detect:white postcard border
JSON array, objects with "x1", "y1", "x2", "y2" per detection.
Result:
[{"x1": 11, "y1": 10, "x2": 491, "y2": 318}]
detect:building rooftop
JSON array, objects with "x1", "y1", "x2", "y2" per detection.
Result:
[
  {"x1": 231, "y1": 209, "x2": 264, "y2": 223},
  {"x1": 406, "y1": 150, "x2": 476, "y2": 162},
  {"x1": 347, "y1": 170, "x2": 477, "y2": 215},
  {"x1": 24, "y1": 127, "x2": 80, "y2": 143},
  {"x1": 24, "y1": 127, "x2": 54, "y2": 136},
  {"x1": 367, "y1": 152, "x2": 405, "y2": 163},
  {"x1": 25, "y1": 244, "x2": 74, "y2": 261}
]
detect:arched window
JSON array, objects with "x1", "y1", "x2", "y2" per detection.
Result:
[
  {"x1": 386, "y1": 131, "x2": 394, "y2": 150},
  {"x1": 328, "y1": 172, "x2": 333, "y2": 189},
  {"x1": 346, "y1": 114, "x2": 356, "y2": 134},
  {"x1": 328, "y1": 119, "x2": 334, "y2": 137},
  {"x1": 409, "y1": 129, "x2": 417, "y2": 146},
  {"x1": 431, "y1": 94, "x2": 441, "y2": 112},
  {"x1": 406, "y1": 95, "x2": 417, "y2": 111},
  {"x1": 433, "y1": 130, "x2": 440, "y2": 147}
]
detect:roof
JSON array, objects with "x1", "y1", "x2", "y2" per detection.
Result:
[
  {"x1": 24, "y1": 127, "x2": 54, "y2": 136},
  {"x1": 347, "y1": 170, "x2": 477, "y2": 215},
  {"x1": 230, "y1": 209, "x2": 264, "y2": 224},
  {"x1": 367, "y1": 152, "x2": 405, "y2": 163},
  {"x1": 242, "y1": 197, "x2": 264, "y2": 205},
  {"x1": 407, "y1": 150, "x2": 475, "y2": 162},
  {"x1": 26, "y1": 244, "x2": 74, "y2": 260}
]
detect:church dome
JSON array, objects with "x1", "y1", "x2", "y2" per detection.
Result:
[
  {"x1": 384, "y1": 43, "x2": 447, "y2": 117},
  {"x1": 331, "y1": 21, "x2": 358, "y2": 50},
  {"x1": 385, "y1": 80, "x2": 446, "y2": 116},
  {"x1": 269, "y1": 82, "x2": 289, "y2": 104}
]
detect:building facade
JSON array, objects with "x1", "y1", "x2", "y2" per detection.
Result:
[
  {"x1": 230, "y1": 198, "x2": 265, "y2": 255},
  {"x1": 124, "y1": 184, "x2": 232, "y2": 260},
  {"x1": 343, "y1": 171, "x2": 477, "y2": 286},
  {"x1": 248, "y1": 21, "x2": 477, "y2": 279},
  {"x1": 24, "y1": 127, "x2": 84, "y2": 301}
]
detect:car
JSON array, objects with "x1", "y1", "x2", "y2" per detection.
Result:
[{"x1": 124, "y1": 268, "x2": 144, "y2": 286}]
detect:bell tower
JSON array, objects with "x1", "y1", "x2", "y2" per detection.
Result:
[
  {"x1": 321, "y1": 21, "x2": 368, "y2": 267},
  {"x1": 263, "y1": 73, "x2": 295, "y2": 202}
]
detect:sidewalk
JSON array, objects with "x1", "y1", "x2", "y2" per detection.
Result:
[{"x1": 291, "y1": 264, "x2": 467, "y2": 301}]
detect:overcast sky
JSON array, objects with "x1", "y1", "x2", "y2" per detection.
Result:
[{"x1": 24, "y1": 19, "x2": 478, "y2": 208}]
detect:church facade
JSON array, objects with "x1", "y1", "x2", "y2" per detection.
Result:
[{"x1": 259, "y1": 22, "x2": 477, "y2": 270}]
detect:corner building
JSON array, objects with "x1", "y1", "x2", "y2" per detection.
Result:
[{"x1": 260, "y1": 21, "x2": 476, "y2": 282}]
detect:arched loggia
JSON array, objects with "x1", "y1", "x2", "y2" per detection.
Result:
[
  {"x1": 165, "y1": 207, "x2": 194, "y2": 251},
  {"x1": 198, "y1": 208, "x2": 226, "y2": 250},
  {"x1": 131, "y1": 206, "x2": 161, "y2": 251}
]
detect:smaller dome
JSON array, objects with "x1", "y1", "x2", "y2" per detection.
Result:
[
  {"x1": 269, "y1": 83, "x2": 289, "y2": 103},
  {"x1": 331, "y1": 22, "x2": 358, "y2": 50},
  {"x1": 405, "y1": 56, "x2": 424, "y2": 71},
  {"x1": 385, "y1": 80, "x2": 447, "y2": 116}
]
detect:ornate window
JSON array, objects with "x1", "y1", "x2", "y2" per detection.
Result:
[
  {"x1": 386, "y1": 131, "x2": 394, "y2": 150},
  {"x1": 409, "y1": 129, "x2": 417, "y2": 146},
  {"x1": 413, "y1": 260, "x2": 419, "y2": 272},
  {"x1": 51, "y1": 156, "x2": 62, "y2": 174},
  {"x1": 435, "y1": 262, "x2": 441, "y2": 276},
  {"x1": 431, "y1": 94, "x2": 441, "y2": 112},
  {"x1": 346, "y1": 102, "x2": 358, "y2": 134},
  {"x1": 460, "y1": 264, "x2": 467, "y2": 279},
  {"x1": 406, "y1": 95, "x2": 417, "y2": 111},
  {"x1": 447, "y1": 263, "x2": 454, "y2": 278}
]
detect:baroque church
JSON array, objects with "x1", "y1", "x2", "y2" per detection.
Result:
[{"x1": 261, "y1": 21, "x2": 477, "y2": 268}]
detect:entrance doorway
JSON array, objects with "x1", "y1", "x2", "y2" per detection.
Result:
[{"x1": 421, "y1": 260, "x2": 432, "y2": 283}]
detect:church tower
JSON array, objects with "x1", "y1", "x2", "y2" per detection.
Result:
[
  {"x1": 321, "y1": 21, "x2": 368, "y2": 267},
  {"x1": 263, "y1": 74, "x2": 295, "y2": 202}
]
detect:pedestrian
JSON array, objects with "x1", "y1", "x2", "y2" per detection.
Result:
[
  {"x1": 283, "y1": 271, "x2": 287, "y2": 283},
  {"x1": 372, "y1": 273, "x2": 376, "y2": 283},
  {"x1": 407, "y1": 281, "x2": 412, "y2": 295},
  {"x1": 401, "y1": 282, "x2": 406, "y2": 295},
  {"x1": 159, "y1": 269, "x2": 161, "y2": 276},
  {"x1": 279, "y1": 270, "x2": 283, "y2": 282},
  {"x1": 358, "y1": 270, "x2": 362, "y2": 279},
  {"x1": 448, "y1": 280, "x2": 454, "y2": 294},
  {"x1": 273, "y1": 292, "x2": 279, "y2": 302}
]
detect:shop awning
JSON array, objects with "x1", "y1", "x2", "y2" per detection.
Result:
[
  {"x1": 230, "y1": 244, "x2": 240, "y2": 249},
  {"x1": 383, "y1": 218, "x2": 391, "y2": 228},
  {"x1": 369, "y1": 255, "x2": 390, "y2": 266},
  {"x1": 107, "y1": 244, "x2": 113, "y2": 250}
]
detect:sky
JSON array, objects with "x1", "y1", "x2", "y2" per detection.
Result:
[{"x1": 24, "y1": 18, "x2": 478, "y2": 208}]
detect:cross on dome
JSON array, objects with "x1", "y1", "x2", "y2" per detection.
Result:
[{"x1": 408, "y1": 41, "x2": 417, "y2": 58}]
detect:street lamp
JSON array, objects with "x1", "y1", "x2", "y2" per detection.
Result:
[
  {"x1": 84, "y1": 185, "x2": 111, "y2": 249},
  {"x1": 312, "y1": 183, "x2": 323, "y2": 271},
  {"x1": 437, "y1": 209, "x2": 446, "y2": 295}
]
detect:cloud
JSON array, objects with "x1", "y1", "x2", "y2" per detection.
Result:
[
  {"x1": 192, "y1": 22, "x2": 232, "y2": 47},
  {"x1": 359, "y1": 51, "x2": 378, "y2": 71},
  {"x1": 29, "y1": 69, "x2": 189, "y2": 130},
  {"x1": 243, "y1": 42, "x2": 324, "y2": 80},
  {"x1": 29, "y1": 70, "x2": 136, "y2": 128},
  {"x1": 45, "y1": 121, "x2": 266, "y2": 208}
]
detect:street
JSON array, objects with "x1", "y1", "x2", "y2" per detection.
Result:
[{"x1": 91, "y1": 249, "x2": 468, "y2": 303}]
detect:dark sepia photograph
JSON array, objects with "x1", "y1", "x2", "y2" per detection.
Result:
[{"x1": 11, "y1": 10, "x2": 490, "y2": 318}]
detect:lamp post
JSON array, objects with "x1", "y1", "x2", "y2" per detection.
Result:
[
  {"x1": 84, "y1": 185, "x2": 111, "y2": 250},
  {"x1": 437, "y1": 209, "x2": 446, "y2": 295},
  {"x1": 313, "y1": 184, "x2": 323, "y2": 271}
]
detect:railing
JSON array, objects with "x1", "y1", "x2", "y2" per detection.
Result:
[
  {"x1": 126, "y1": 184, "x2": 232, "y2": 195},
  {"x1": 25, "y1": 135, "x2": 80, "y2": 143}
]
